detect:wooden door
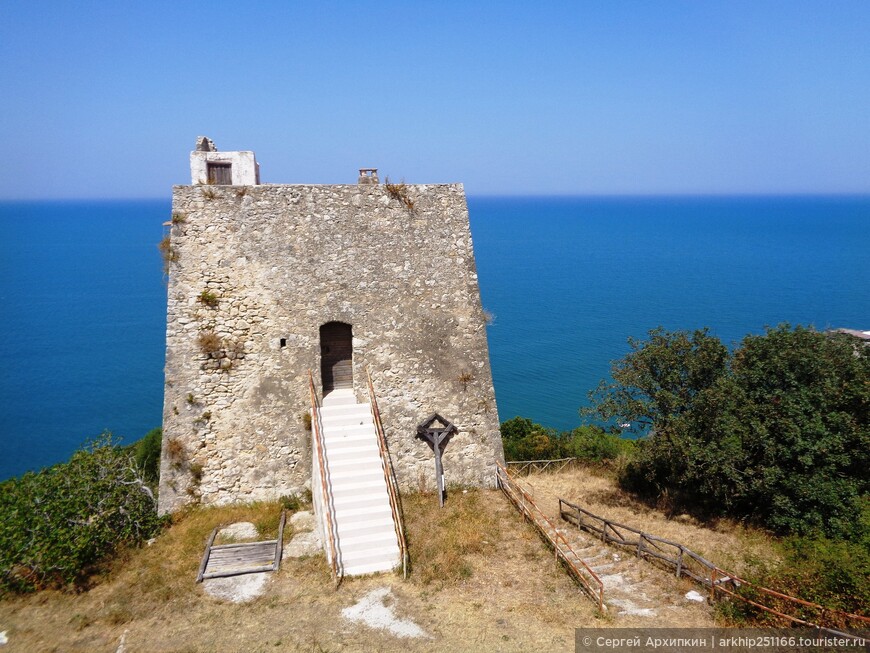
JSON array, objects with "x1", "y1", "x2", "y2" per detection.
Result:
[
  {"x1": 320, "y1": 322, "x2": 353, "y2": 393},
  {"x1": 207, "y1": 162, "x2": 233, "y2": 185}
]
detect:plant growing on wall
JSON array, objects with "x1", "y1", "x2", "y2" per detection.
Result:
[
  {"x1": 197, "y1": 290, "x2": 219, "y2": 307},
  {"x1": 384, "y1": 178, "x2": 416, "y2": 212},
  {"x1": 197, "y1": 331, "x2": 243, "y2": 372},
  {"x1": 197, "y1": 331, "x2": 222, "y2": 355},
  {"x1": 157, "y1": 236, "x2": 177, "y2": 275},
  {"x1": 192, "y1": 411, "x2": 211, "y2": 426},
  {"x1": 164, "y1": 437, "x2": 186, "y2": 469}
]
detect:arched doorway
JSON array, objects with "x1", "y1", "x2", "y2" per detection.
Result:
[{"x1": 320, "y1": 322, "x2": 353, "y2": 395}]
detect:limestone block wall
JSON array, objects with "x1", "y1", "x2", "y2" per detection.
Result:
[{"x1": 158, "y1": 182, "x2": 503, "y2": 514}]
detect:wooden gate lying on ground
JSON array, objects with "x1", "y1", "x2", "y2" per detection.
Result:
[{"x1": 196, "y1": 511, "x2": 287, "y2": 582}]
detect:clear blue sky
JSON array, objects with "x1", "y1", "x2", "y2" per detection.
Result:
[{"x1": 1, "y1": 1, "x2": 868, "y2": 198}]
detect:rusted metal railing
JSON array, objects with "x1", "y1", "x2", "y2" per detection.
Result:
[
  {"x1": 308, "y1": 370, "x2": 342, "y2": 586},
  {"x1": 366, "y1": 368, "x2": 409, "y2": 579},
  {"x1": 505, "y1": 457, "x2": 578, "y2": 476},
  {"x1": 559, "y1": 498, "x2": 870, "y2": 637},
  {"x1": 496, "y1": 463, "x2": 605, "y2": 614}
]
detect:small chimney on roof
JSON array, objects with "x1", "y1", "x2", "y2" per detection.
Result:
[{"x1": 358, "y1": 168, "x2": 379, "y2": 185}]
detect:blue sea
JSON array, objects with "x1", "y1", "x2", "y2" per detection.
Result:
[{"x1": 1, "y1": 196, "x2": 868, "y2": 480}]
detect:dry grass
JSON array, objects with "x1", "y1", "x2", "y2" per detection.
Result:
[
  {"x1": 196, "y1": 331, "x2": 222, "y2": 355},
  {"x1": 403, "y1": 490, "x2": 500, "y2": 586},
  {"x1": 520, "y1": 466, "x2": 781, "y2": 577},
  {"x1": 157, "y1": 235, "x2": 177, "y2": 275},
  {"x1": 0, "y1": 476, "x2": 780, "y2": 651},
  {"x1": 384, "y1": 178, "x2": 416, "y2": 211},
  {"x1": 0, "y1": 490, "x2": 608, "y2": 652},
  {"x1": 164, "y1": 437, "x2": 185, "y2": 467}
]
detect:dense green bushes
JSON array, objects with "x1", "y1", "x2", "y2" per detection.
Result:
[
  {"x1": 725, "y1": 502, "x2": 870, "y2": 620},
  {"x1": 587, "y1": 324, "x2": 869, "y2": 539},
  {"x1": 500, "y1": 416, "x2": 634, "y2": 463},
  {"x1": 0, "y1": 434, "x2": 166, "y2": 593}
]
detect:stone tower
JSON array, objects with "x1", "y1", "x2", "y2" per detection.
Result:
[{"x1": 158, "y1": 138, "x2": 503, "y2": 514}]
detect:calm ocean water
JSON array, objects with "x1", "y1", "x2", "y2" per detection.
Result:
[{"x1": 1, "y1": 196, "x2": 868, "y2": 480}]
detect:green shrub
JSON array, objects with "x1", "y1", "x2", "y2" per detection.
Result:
[
  {"x1": 131, "y1": 427, "x2": 162, "y2": 484},
  {"x1": 0, "y1": 434, "x2": 167, "y2": 593},
  {"x1": 563, "y1": 425, "x2": 635, "y2": 462},
  {"x1": 589, "y1": 324, "x2": 869, "y2": 538},
  {"x1": 500, "y1": 416, "x2": 562, "y2": 461},
  {"x1": 723, "y1": 505, "x2": 870, "y2": 624},
  {"x1": 500, "y1": 417, "x2": 634, "y2": 463}
]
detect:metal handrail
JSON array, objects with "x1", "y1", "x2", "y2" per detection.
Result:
[
  {"x1": 496, "y1": 462, "x2": 605, "y2": 613},
  {"x1": 365, "y1": 368, "x2": 409, "y2": 578},
  {"x1": 308, "y1": 370, "x2": 342, "y2": 586}
]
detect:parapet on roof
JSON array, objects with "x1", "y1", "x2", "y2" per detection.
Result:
[{"x1": 189, "y1": 136, "x2": 381, "y2": 187}]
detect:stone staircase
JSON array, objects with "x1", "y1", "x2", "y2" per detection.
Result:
[
  {"x1": 556, "y1": 528, "x2": 659, "y2": 617},
  {"x1": 509, "y1": 472, "x2": 714, "y2": 624},
  {"x1": 318, "y1": 389, "x2": 401, "y2": 577},
  {"x1": 549, "y1": 524, "x2": 713, "y2": 622}
]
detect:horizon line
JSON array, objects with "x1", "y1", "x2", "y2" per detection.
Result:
[{"x1": 2, "y1": 191, "x2": 870, "y2": 203}]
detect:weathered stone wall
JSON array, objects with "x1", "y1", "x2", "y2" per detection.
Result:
[{"x1": 158, "y1": 182, "x2": 503, "y2": 514}]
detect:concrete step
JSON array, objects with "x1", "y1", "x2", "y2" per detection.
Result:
[
  {"x1": 328, "y1": 466, "x2": 385, "y2": 484},
  {"x1": 323, "y1": 428, "x2": 377, "y2": 445},
  {"x1": 330, "y1": 478, "x2": 388, "y2": 499},
  {"x1": 333, "y1": 503, "x2": 394, "y2": 525},
  {"x1": 343, "y1": 540, "x2": 401, "y2": 563},
  {"x1": 321, "y1": 415, "x2": 374, "y2": 429},
  {"x1": 340, "y1": 530, "x2": 401, "y2": 554},
  {"x1": 326, "y1": 443, "x2": 380, "y2": 462},
  {"x1": 332, "y1": 490, "x2": 392, "y2": 512},
  {"x1": 321, "y1": 389, "x2": 357, "y2": 407},
  {"x1": 320, "y1": 406, "x2": 372, "y2": 419},
  {"x1": 320, "y1": 401, "x2": 372, "y2": 416},
  {"x1": 328, "y1": 454, "x2": 383, "y2": 471},
  {"x1": 343, "y1": 555, "x2": 400, "y2": 577},
  {"x1": 336, "y1": 516, "x2": 397, "y2": 540}
]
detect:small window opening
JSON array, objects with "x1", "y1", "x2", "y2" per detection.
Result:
[
  {"x1": 207, "y1": 162, "x2": 232, "y2": 185},
  {"x1": 279, "y1": 338, "x2": 287, "y2": 348}
]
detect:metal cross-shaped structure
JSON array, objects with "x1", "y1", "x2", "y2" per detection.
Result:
[{"x1": 416, "y1": 413, "x2": 457, "y2": 507}]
